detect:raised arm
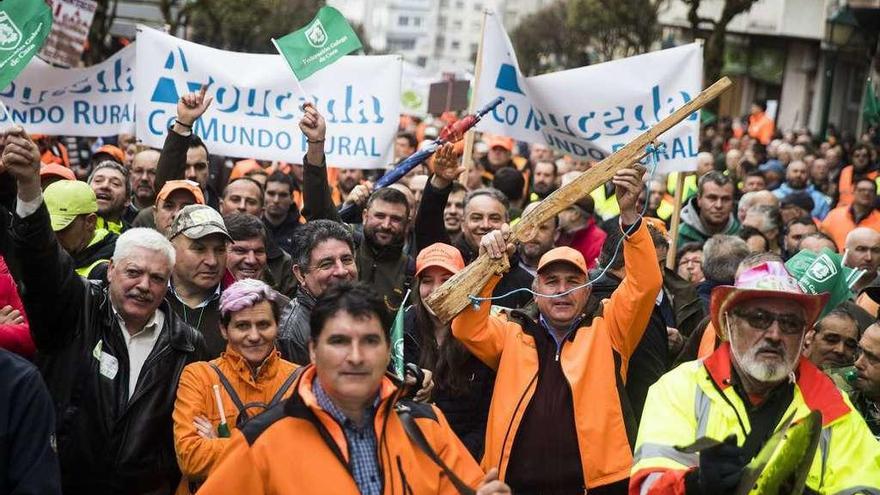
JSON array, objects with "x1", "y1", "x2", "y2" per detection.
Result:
[
  {"x1": 299, "y1": 103, "x2": 340, "y2": 222},
  {"x1": 155, "y1": 85, "x2": 213, "y2": 192},
  {"x1": 600, "y1": 167, "x2": 663, "y2": 359},
  {"x1": 414, "y1": 143, "x2": 461, "y2": 253},
  {"x1": 3, "y1": 127, "x2": 87, "y2": 351}
]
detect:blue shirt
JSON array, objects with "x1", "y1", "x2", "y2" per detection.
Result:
[
  {"x1": 313, "y1": 378, "x2": 382, "y2": 495},
  {"x1": 772, "y1": 183, "x2": 832, "y2": 219}
]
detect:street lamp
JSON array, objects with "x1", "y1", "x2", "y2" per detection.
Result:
[{"x1": 819, "y1": 5, "x2": 860, "y2": 139}]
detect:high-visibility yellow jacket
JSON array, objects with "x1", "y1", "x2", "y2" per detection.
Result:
[{"x1": 630, "y1": 343, "x2": 880, "y2": 495}]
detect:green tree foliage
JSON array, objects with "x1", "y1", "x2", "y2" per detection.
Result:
[
  {"x1": 682, "y1": 0, "x2": 759, "y2": 85},
  {"x1": 187, "y1": 0, "x2": 324, "y2": 53},
  {"x1": 511, "y1": 0, "x2": 663, "y2": 76}
]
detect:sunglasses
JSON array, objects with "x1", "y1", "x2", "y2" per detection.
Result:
[{"x1": 731, "y1": 308, "x2": 806, "y2": 335}]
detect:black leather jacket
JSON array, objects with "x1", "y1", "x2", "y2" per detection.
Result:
[{"x1": 13, "y1": 203, "x2": 206, "y2": 494}]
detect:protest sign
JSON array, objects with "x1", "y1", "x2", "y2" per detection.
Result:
[
  {"x1": 0, "y1": 42, "x2": 135, "y2": 136},
  {"x1": 0, "y1": 0, "x2": 53, "y2": 90},
  {"x1": 473, "y1": 10, "x2": 702, "y2": 173},
  {"x1": 136, "y1": 26, "x2": 399, "y2": 168},
  {"x1": 40, "y1": 0, "x2": 97, "y2": 67},
  {"x1": 273, "y1": 6, "x2": 362, "y2": 81}
]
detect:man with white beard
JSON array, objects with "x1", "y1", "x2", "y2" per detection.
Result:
[{"x1": 631, "y1": 261, "x2": 880, "y2": 494}]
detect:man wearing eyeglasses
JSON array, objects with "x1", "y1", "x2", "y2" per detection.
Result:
[
  {"x1": 631, "y1": 261, "x2": 880, "y2": 494},
  {"x1": 854, "y1": 322, "x2": 880, "y2": 437}
]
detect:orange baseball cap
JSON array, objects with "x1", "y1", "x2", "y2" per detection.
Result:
[
  {"x1": 416, "y1": 243, "x2": 465, "y2": 277},
  {"x1": 537, "y1": 246, "x2": 588, "y2": 276},
  {"x1": 39, "y1": 163, "x2": 76, "y2": 181},
  {"x1": 94, "y1": 144, "x2": 124, "y2": 164},
  {"x1": 157, "y1": 180, "x2": 205, "y2": 205},
  {"x1": 487, "y1": 136, "x2": 514, "y2": 152}
]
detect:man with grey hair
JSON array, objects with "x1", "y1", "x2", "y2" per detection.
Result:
[
  {"x1": 453, "y1": 187, "x2": 534, "y2": 308},
  {"x1": 276, "y1": 219, "x2": 358, "y2": 364},
  {"x1": 742, "y1": 204, "x2": 782, "y2": 253},
  {"x1": 2, "y1": 126, "x2": 206, "y2": 494},
  {"x1": 736, "y1": 190, "x2": 779, "y2": 223},
  {"x1": 697, "y1": 234, "x2": 750, "y2": 311}
]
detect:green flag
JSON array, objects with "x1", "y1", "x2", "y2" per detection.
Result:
[
  {"x1": 391, "y1": 289, "x2": 410, "y2": 380},
  {"x1": 785, "y1": 248, "x2": 864, "y2": 318},
  {"x1": 864, "y1": 77, "x2": 880, "y2": 127},
  {"x1": 273, "y1": 6, "x2": 362, "y2": 81},
  {"x1": 0, "y1": 0, "x2": 52, "y2": 90}
]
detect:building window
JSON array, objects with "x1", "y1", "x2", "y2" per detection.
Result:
[
  {"x1": 388, "y1": 38, "x2": 416, "y2": 50},
  {"x1": 470, "y1": 42, "x2": 478, "y2": 54},
  {"x1": 398, "y1": 16, "x2": 409, "y2": 26},
  {"x1": 474, "y1": 2, "x2": 482, "y2": 11},
  {"x1": 455, "y1": 0, "x2": 464, "y2": 8},
  {"x1": 472, "y1": 20, "x2": 481, "y2": 30},
  {"x1": 414, "y1": 17, "x2": 421, "y2": 27},
  {"x1": 451, "y1": 40, "x2": 461, "y2": 50},
  {"x1": 436, "y1": 35, "x2": 445, "y2": 50},
  {"x1": 440, "y1": 0, "x2": 449, "y2": 6},
  {"x1": 417, "y1": 56, "x2": 427, "y2": 67},
  {"x1": 438, "y1": 15, "x2": 447, "y2": 27},
  {"x1": 453, "y1": 19, "x2": 462, "y2": 29}
]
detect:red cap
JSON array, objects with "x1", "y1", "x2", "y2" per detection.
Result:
[{"x1": 416, "y1": 243, "x2": 465, "y2": 277}]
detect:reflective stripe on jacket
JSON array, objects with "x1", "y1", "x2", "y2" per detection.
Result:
[
  {"x1": 451, "y1": 221, "x2": 662, "y2": 488},
  {"x1": 196, "y1": 365, "x2": 485, "y2": 495},
  {"x1": 172, "y1": 346, "x2": 298, "y2": 494},
  {"x1": 630, "y1": 343, "x2": 880, "y2": 495}
]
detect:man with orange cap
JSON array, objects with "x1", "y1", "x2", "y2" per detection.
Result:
[
  {"x1": 631, "y1": 262, "x2": 880, "y2": 494},
  {"x1": 453, "y1": 166, "x2": 661, "y2": 493}
]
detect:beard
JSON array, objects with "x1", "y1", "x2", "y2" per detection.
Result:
[{"x1": 729, "y1": 329, "x2": 802, "y2": 383}]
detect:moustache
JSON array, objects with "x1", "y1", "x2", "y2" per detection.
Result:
[{"x1": 125, "y1": 288, "x2": 154, "y2": 304}]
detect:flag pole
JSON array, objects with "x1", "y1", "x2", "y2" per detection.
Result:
[
  {"x1": 458, "y1": 9, "x2": 489, "y2": 185},
  {"x1": 665, "y1": 172, "x2": 689, "y2": 270},
  {"x1": 0, "y1": 100, "x2": 13, "y2": 125},
  {"x1": 272, "y1": 38, "x2": 309, "y2": 104}
]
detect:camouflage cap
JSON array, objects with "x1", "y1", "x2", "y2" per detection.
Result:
[{"x1": 168, "y1": 205, "x2": 232, "y2": 241}]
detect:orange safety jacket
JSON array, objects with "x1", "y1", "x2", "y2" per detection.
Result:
[
  {"x1": 836, "y1": 165, "x2": 879, "y2": 207},
  {"x1": 196, "y1": 365, "x2": 485, "y2": 495},
  {"x1": 172, "y1": 346, "x2": 298, "y2": 495},
  {"x1": 747, "y1": 112, "x2": 774, "y2": 145},
  {"x1": 451, "y1": 221, "x2": 663, "y2": 489}
]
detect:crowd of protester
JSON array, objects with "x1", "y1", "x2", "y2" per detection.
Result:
[{"x1": 1, "y1": 91, "x2": 880, "y2": 494}]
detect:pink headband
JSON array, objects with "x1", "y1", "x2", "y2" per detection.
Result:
[{"x1": 219, "y1": 279, "x2": 279, "y2": 318}]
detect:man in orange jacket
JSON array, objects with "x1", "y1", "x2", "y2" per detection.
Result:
[
  {"x1": 455, "y1": 166, "x2": 662, "y2": 494},
  {"x1": 198, "y1": 282, "x2": 511, "y2": 495}
]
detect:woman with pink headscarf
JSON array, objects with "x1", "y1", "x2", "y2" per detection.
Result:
[{"x1": 172, "y1": 279, "x2": 298, "y2": 494}]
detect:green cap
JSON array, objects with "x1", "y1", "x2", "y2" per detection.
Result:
[
  {"x1": 785, "y1": 248, "x2": 864, "y2": 319},
  {"x1": 168, "y1": 205, "x2": 231, "y2": 241},
  {"x1": 44, "y1": 180, "x2": 98, "y2": 232}
]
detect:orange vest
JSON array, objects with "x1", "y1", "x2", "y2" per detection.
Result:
[
  {"x1": 820, "y1": 205, "x2": 880, "y2": 252},
  {"x1": 836, "y1": 165, "x2": 879, "y2": 207},
  {"x1": 451, "y1": 222, "x2": 662, "y2": 488},
  {"x1": 172, "y1": 347, "x2": 298, "y2": 494},
  {"x1": 196, "y1": 366, "x2": 485, "y2": 494},
  {"x1": 748, "y1": 112, "x2": 774, "y2": 145}
]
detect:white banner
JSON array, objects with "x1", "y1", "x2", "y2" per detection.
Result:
[
  {"x1": 40, "y1": 0, "x2": 98, "y2": 67},
  {"x1": 0, "y1": 43, "x2": 135, "y2": 136},
  {"x1": 135, "y1": 26, "x2": 400, "y2": 168},
  {"x1": 475, "y1": 11, "x2": 702, "y2": 173}
]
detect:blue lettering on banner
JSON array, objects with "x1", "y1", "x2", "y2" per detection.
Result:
[
  {"x1": 150, "y1": 48, "x2": 386, "y2": 125},
  {"x1": 487, "y1": 83, "x2": 697, "y2": 143}
]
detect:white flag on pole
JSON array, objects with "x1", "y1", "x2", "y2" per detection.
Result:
[{"x1": 473, "y1": 10, "x2": 703, "y2": 173}]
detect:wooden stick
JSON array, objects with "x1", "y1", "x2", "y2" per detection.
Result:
[
  {"x1": 666, "y1": 172, "x2": 689, "y2": 270},
  {"x1": 458, "y1": 9, "x2": 488, "y2": 185},
  {"x1": 425, "y1": 77, "x2": 733, "y2": 323}
]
